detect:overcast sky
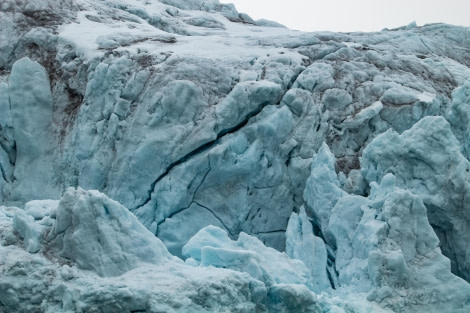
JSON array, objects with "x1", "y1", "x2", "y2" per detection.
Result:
[{"x1": 220, "y1": 0, "x2": 470, "y2": 32}]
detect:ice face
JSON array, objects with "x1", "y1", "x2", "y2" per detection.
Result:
[
  {"x1": 7, "y1": 57, "x2": 57, "y2": 202},
  {"x1": 46, "y1": 187, "x2": 174, "y2": 277},
  {"x1": 0, "y1": 189, "x2": 389, "y2": 313},
  {"x1": 286, "y1": 206, "x2": 331, "y2": 293},
  {"x1": 183, "y1": 225, "x2": 313, "y2": 288},
  {"x1": 361, "y1": 116, "x2": 470, "y2": 282},
  {"x1": 2, "y1": 191, "x2": 268, "y2": 312},
  {"x1": 303, "y1": 142, "x2": 345, "y2": 245},
  {"x1": 363, "y1": 175, "x2": 470, "y2": 312},
  {"x1": 447, "y1": 79, "x2": 470, "y2": 158},
  {"x1": 1, "y1": 0, "x2": 470, "y2": 311}
]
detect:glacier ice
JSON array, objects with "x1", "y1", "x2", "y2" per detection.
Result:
[
  {"x1": 8, "y1": 57, "x2": 56, "y2": 203},
  {"x1": 183, "y1": 225, "x2": 313, "y2": 288},
  {"x1": 1, "y1": 0, "x2": 470, "y2": 311},
  {"x1": 286, "y1": 206, "x2": 331, "y2": 293},
  {"x1": 331, "y1": 173, "x2": 470, "y2": 312},
  {"x1": 46, "y1": 187, "x2": 174, "y2": 277},
  {"x1": 304, "y1": 142, "x2": 345, "y2": 244},
  {"x1": 0, "y1": 190, "x2": 389, "y2": 313},
  {"x1": 447, "y1": 79, "x2": 470, "y2": 158},
  {"x1": 361, "y1": 116, "x2": 470, "y2": 282},
  {"x1": 12, "y1": 208, "x2": 45, "y2": 253},
  {"x1": 0, "y1": 191, "x2": 269, "y2": 312}
]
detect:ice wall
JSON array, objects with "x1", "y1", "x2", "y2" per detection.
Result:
[{"x1": 1, "y1": 0, "x2": 470, "y2": 311}]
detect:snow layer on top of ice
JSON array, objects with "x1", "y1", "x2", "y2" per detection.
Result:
[{"x1": 57, "y1": 0, "x2": 297, "y2": 61}]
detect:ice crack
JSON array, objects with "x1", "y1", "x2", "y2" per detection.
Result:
[{"x1": 134, "y1": 88, "x2": 289, "y2": 211}]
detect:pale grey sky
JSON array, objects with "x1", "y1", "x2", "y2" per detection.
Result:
[{"x1": 220, "y1": 0, "x2": 470, "y2": 32}]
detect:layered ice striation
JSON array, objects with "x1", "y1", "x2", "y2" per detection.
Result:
[{"x1": 1, "y1": 0, "x2": 470, "y2": 311}]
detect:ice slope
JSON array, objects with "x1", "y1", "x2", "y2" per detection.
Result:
[
  {"x1": 1, "y1": 189, "x2": 393, "y2": 313},
  {"x1": 0, "y1": 191, "x2": 270, "y2": 313},
  {"x1": 1, "y1": 0, "x2": 470, "y2": 311}
]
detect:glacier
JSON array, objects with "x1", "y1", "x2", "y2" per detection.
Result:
[{"x1": 1, "y1": 0, "x2": 470, "y2": 312}]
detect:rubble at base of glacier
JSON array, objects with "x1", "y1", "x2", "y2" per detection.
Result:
[{"x1": 1, "y1": 0, "x2": 470, "y2": 312}]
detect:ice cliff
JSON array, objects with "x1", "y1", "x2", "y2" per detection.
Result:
[{"x1": 1, "y1": 0, "x2": 470, "y2": 312}]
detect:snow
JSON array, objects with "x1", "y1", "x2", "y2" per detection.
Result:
[{"x1": 58, "y1": 0, "x2": 301, "y2": 62}]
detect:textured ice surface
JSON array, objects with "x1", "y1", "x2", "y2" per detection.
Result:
[
  {"x1": 1, "y1": 0, "x2": 470, "y2": 311},
  {"x1": 8, "y1": 57, "x2": 56, "y2": 202},
  {"x1": 304, "y1": 142, "x2": 345, "y2": 244},
  {"x1": 330, "y1": 174, "x2": 470, "y2": 312},
  {"x1": 286, "y1": 206, "x2": 330, "y2": 293},
  {"x1": 46, "y1": 187, "x2": 174, "y2": 277},
  {"x1": 183, "y1": 225, "x2": 313, "y2": 288},
  {"x1": 361, "y1": 116, "x2": 470, "y2": 282},
  {"x1": 1, "y1": 192, "x2": 269, "y2": 312},
  {"x1": 447, "y1": 79, "x2": 470, "y2": 158},
  {"x1": 0, "y1": 191, "x2": 391, "y2": 313}
]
